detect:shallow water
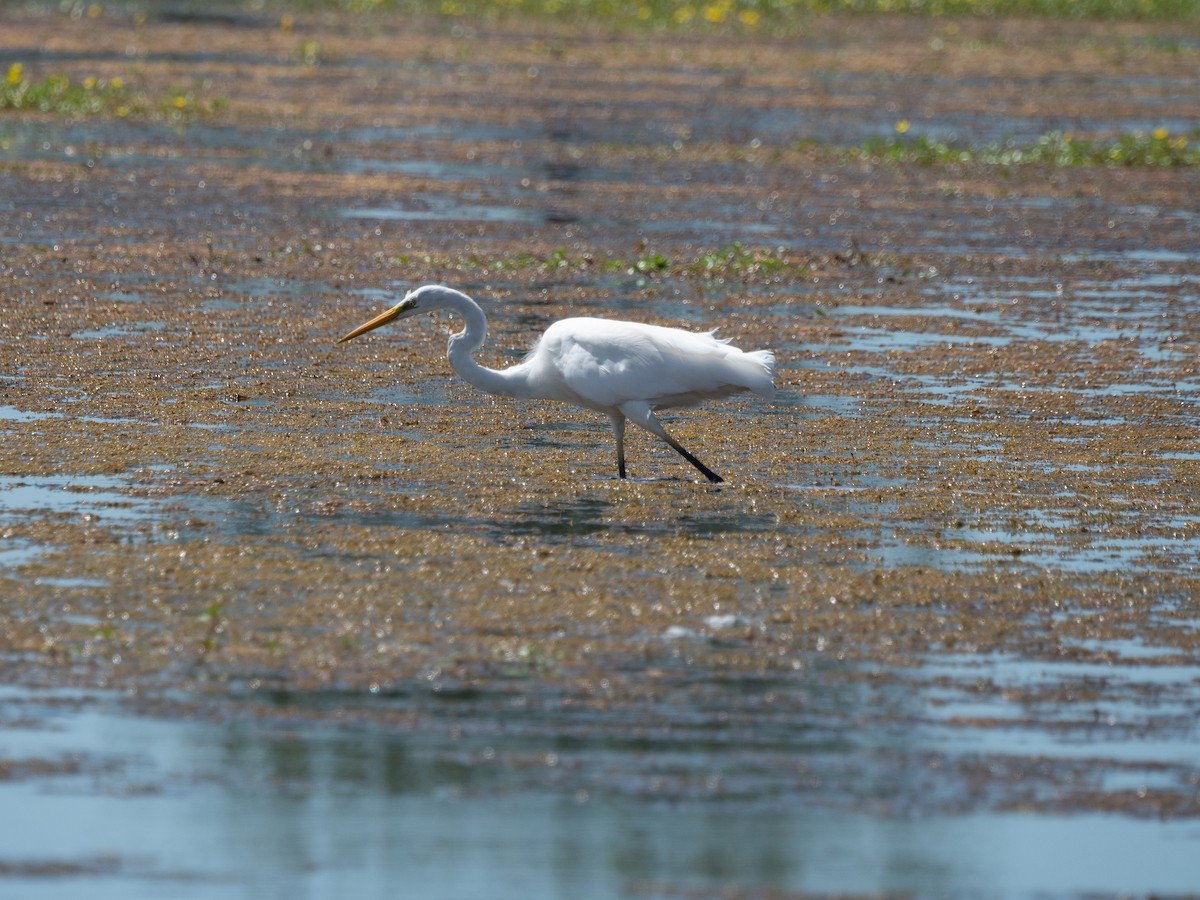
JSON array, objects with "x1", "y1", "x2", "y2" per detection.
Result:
[
  {"x1": 0, "y1": 474, "x2": 153, "y2": 524},
  {"x1": 2, "y1": 687, "x2": 1198, "y2": 899}
]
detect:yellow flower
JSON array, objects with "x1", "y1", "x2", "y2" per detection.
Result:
[
  {"x1": 895, "y1": 119, "x2": 911, "y2": 134},
  {"x1": 738, "y1": 9, "x2": 760, "y2": 26},
  {"x1": 703, "y1": 3, "x2": 726, "y2": 22},
  {"x1": 83, "y1": 75, "x2": 98, "y2": 90},
  {"x1": 1152, "y1": 126, "x2": 1169, "y2": 141},
  {"x1": 7, "y1": 62, "x2": 22, "y2": 86},
  {"x1": 110, "y1": 76, "x2": 123, "y2": 90}
]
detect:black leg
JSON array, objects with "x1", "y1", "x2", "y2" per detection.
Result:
[
  {"x1": 663, "y1": 434, "x2": 723, "y2": 484},
  {"x1": 618, "y1": 403, "x2": 723, "y2": 484},
  {"x1": 610, "y1": 413, "x2": 627, "y2": 479}
]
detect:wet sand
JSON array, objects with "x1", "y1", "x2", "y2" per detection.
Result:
[{"x1": 1, "y1": 6, "x2": 1199, "y2": 891}]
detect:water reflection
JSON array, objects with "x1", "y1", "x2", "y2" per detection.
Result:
[
  {"x1": 0, "y1": 474, "x2": 153, "y2": 523},
  {"x1": 2, "y1": 688, "x2": 1198, "y2": 899}
]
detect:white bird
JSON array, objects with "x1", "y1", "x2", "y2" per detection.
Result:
[{"x1": 338, "y1": 285, "x2": 775, "y2": 483}]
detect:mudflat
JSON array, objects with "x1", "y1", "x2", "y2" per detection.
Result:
[{"x1": 1, "y1": 6, "x2": 1198, "y2": 889}]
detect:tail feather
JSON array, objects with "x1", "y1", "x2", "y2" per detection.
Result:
[{"x1": 731, "y1": 349, "x2": 776, "y2": 400}]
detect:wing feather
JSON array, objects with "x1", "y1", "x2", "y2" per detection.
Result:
[{"x1": 531, "y1": 318, "x2": 775, "y2": 411}]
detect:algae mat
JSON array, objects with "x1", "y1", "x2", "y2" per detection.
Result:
[{"x1": 1, "y1": 6, "x2": 1199, "y2": 897}]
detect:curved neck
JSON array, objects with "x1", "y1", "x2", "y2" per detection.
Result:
[{"x1": 439, "y1": 291, "x2": 534, "y2": 400}]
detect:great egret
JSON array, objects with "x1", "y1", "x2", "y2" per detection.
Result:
[{"x1": 338, "y1": 285, "x2": 775, "y2": 483}]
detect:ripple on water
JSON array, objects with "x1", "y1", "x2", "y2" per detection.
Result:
[{"x1": 0, "y1": 683, "x2": 1197, "y2": 898}]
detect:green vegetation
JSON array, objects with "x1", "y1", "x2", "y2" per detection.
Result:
[
  {"x1": 690, "y1": 243, "x2": 794, "y2": 277},
  {"x1": 0, "y1": 63, "x2": 131, "y2": 116},
  {"x1": 844, "y1": 126, "x2": 1200, "y2": 167},
  {"x1": 195, "y1": 602, "x2": 226, "y2": 666},
  {"x1": 0, "y1": 62, "x2": 223, "y2": 124},
  {"x1": 301, "y1": 0, "x2": 1198, "y2": 25}
]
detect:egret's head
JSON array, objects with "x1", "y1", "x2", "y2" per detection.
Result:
[{"x1": 337, "y1": 286, "x2": 434, "y2": 343}]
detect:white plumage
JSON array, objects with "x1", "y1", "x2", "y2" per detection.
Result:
[{"x1": 339, "y1": 285, "x2": 775, "y2": 483}]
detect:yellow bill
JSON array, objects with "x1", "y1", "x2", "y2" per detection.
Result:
[{"x1": 337, "y1": 298, "x2": 416, "y2": 343}]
